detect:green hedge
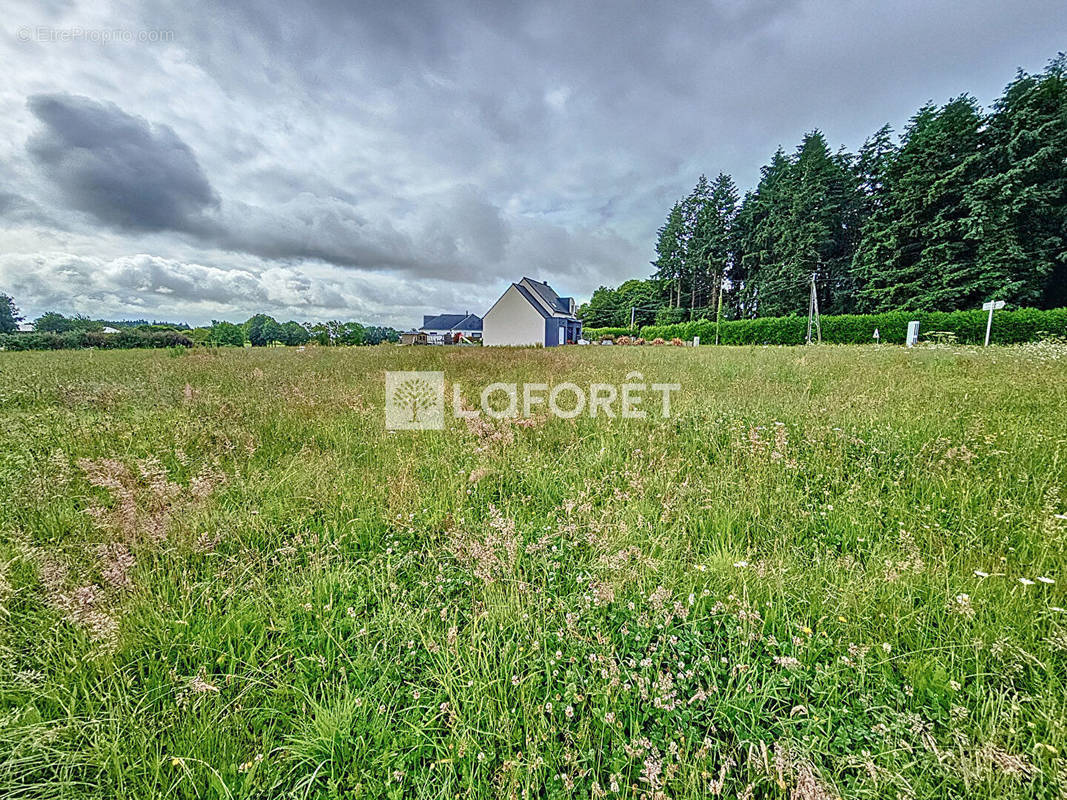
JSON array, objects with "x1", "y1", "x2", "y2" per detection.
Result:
[
  {"x1": 0, "y1": 329, "x2": 194, "y2": 351},
  {"x1": 582, "y1": 327, "x2": 635, "y2": 340},
  {"x1": 633, "y1": 308, "x2": 1067, "y2": 345}
]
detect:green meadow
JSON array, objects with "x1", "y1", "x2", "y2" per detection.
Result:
[{"x1": 1, "y1": 343, "x2": 1065, "y2": 799}]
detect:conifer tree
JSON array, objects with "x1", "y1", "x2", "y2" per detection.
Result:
[
  {"x1": 651, "y1": 203, "x2": 686, "y2": 309},
  {"x1": 705, "y1": 173, "x2": 739, "y2": 317},
  {"x1": 733, "y1": 148, "x2": 793, "y2": 317},
  {"x1": 856, "y1": 97, "x2": 984, "y2": 310},
  {"x1": 967, "y1": 54, "x2": 1067, "y2": 308}
]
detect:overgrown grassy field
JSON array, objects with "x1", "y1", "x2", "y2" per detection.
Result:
[{"x1": 1, "y1": 343, "x2": 1066, "y2": 799}]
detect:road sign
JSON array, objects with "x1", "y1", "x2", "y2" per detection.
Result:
[{"x1": 982, "y1": 299, "x2": 1005, "y2": 345}]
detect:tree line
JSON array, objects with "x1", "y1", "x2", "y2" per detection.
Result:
[
  {"x1": 580, "y1": 54, "x2": 1067, "y2": 328},
  {"x1": 0, "y1": 297, "x2": 399, "y2": 347}
]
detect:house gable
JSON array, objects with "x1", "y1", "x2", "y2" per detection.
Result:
[{"x1": 482, "y1": 284, "x2": 549, "y2": 346}]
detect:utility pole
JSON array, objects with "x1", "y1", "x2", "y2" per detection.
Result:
[
  {"x1": 806, "y1": 272, "x2": 821, "y2": 345},
  {"x1": 630, "y1": 306, "x2": 635, "y2": 332}
]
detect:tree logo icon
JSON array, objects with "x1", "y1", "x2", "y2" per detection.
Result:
[
  {"x1": 394, "y1": 377, "x2": 435, "y2": 422},
  {"x1": 385, "y1": 371, "x2": 444, "y2": 429}
]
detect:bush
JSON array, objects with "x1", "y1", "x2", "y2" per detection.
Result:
[
  {"x1": 583, "y1": 327, "x2": 633, "y2": 340},
  {"x1": 637, "y1": 307, "x2": 1067, "y2": 346},
  {"x1": 0, "y1": 329, "x2": 194, "y2": 351}
]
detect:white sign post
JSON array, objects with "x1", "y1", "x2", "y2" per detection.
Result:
[
  {"x1": 982, "y1": 299, "x2": 1005, "y2": 346},
  {"x1": 692, "y1": 336, "x2": 699, "y2": 347},
  {"x1": 906, "y1": 320, "x2": 919, "y2": 348}
]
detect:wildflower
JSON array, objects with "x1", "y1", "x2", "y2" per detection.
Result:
[
  {"x1": 773, "y1": 655, "x2": 801, "y2": 669},
  {"x1": 412, "y1": 689, "x2": 421, "y2": 700},
  {"x1": 1037, "y1": 576, "x2": 1055, "y2": 584},
  {"x1": 1020, "y1": 578, "x2": 1036, "y2": 586},
  {"x1": 565, "y1": 705, "x2": 574, "y2": 719},
  {"x1": 953, "y1": 593, "x2": 975, "y2": 618},
  {"x1": 733, "y1": 561, "x2": 749, "y2": 568},
  {"x1": 545, "y1": 702, "x2": 553, "y2": 713},
  {"x1": 882, "y1": 642, "x2": 892, "y2": 653},
  {"x1": 974, "y1": 570, "x2": 990, "y2": 578}
]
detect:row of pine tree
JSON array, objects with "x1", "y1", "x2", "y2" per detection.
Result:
[{"x1": 582, "y1": 55, "x2": 1066, "y2": 328}]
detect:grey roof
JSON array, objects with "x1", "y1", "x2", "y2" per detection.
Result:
[
  {"x1": 420, "y1": 312, "x2": 482, "y2": 331},
  {"x1": 521, "y1": 277, "x2": 575, "y2": 315}
]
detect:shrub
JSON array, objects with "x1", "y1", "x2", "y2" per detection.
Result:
[
  {"x1": 582, "y1": 327, "x2": 633, "y2": 340},
  {"x1": 637, "y1": 307, "x2": 1067, "y2": 346},
  {"x1": 0, "y1": 329, "x2": 194, "y2": 351}
]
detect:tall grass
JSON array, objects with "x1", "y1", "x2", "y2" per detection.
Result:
[{"x1": 0, "y1": 343, "x2": 1065, "y2": 798}]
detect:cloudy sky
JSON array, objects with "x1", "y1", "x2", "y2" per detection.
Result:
[{"x1": 2, "y1": 1, "x2": 1064, "y2": 328}]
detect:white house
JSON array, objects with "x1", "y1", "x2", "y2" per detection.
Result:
[{"x1": 482, "y1": 277, "x2": 582, "y2": 347}]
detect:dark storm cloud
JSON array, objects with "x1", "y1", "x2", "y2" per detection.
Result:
[
  {"x1": 27, "y1": 93, "x2": 219, "y2": 232},
  {"x1": 20, "y1": 93, "x2": 519, "y2": 280}
]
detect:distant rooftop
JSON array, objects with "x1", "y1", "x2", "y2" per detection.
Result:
[{"x1": 420, "y1": 312, "x2": 482, "y2": 331}]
